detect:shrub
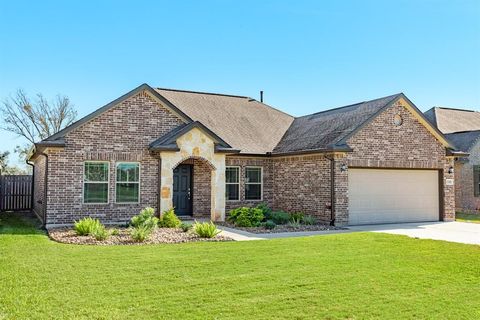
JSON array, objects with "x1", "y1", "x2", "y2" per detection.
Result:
[
  {"x1": 180, "y1": 222, "x2": 193, "y2": 232},
  {"x1": 92, "y1": 224, "x2": 109, "y2": 241},
  {"x1": 290, "y1": 212, "x2": 305, "y2": 223},
  {"x1": 131, "y1": 207, "x2": 158, "y2": 229},
  {"x1": 269, "y1": 211, "x2": 290, "y2": 225},
  {"x1": 256, "y1": 202, "x2": 272, "y2": 220},
  {"x1": 288, "y1": 218, "x2": 301, "y2": 228},
  {"x1": 193, "y1": 221, "x2": 221, "y2": 238},
  {"x1": 159, "y1": 208, "x2": 181, "y2": 228},
  {"x1": 130, "y1": 225, "x2": 153, "y2": 242},
  {"x1": 264, "y1": 220, "x2": 276, "y2": 230},
  {"x1": 74, "y1": 217, "x2": 101, "y2": 236},
  {"x1": 228, "y1": 207, "x2": 264, "y2": 227},
  {"x1": 110, "y1": 228, "x2": 120, "y2": 236},
  {"x1": 302, "y1": 215, "x2": 316, "y2": 225}
]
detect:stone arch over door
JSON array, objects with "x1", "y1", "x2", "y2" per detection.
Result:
[{"x1": 158, "y1": 127, "x2": 226, "y2": 221}]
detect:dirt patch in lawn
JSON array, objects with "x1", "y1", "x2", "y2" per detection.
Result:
[
  {"x1": 49, "y1": 227, "x2": 232, "y2": 245},
  {"x1": 218, "y1": 222, "x2": 345, "y2": 234}
]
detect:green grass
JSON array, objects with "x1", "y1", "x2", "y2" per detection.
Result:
[
  {"x1": 0, "y1": 213, "x2": 479, "y2": 319},
  {"x1": 456, "y1": 212, "x2": 480, "y2": 224}
]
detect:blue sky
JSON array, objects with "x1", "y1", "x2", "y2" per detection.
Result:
[{"x1": 1, "y1": 0, "x2": 479, "y2": 166}]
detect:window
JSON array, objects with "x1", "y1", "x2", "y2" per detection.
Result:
[
  {"x1": 225, "y1": 166, "x2": 240, "y2": 201},
  {"x1": 245, "y1": 167, "x2": 262, "y2": 200},
  {"x1": 84, "y1": 162, "x2": 109, "y2": 204},
  {"x1": 116, "y1": 162, "x2": 140, "y2": 203}
]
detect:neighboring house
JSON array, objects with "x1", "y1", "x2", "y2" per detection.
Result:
[
  {"x1": 425, "y1": 107, "x2": 480, "y2": 213},
  {"x1": 29, "y1": 84, "x2": 461, "y2": 228}
]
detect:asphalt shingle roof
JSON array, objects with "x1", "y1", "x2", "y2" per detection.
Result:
[
  {"x1": 424, "y1": 107, "x2": 480, "y2": 134},
  {"x1": 155, "y1": 88, "x2": 294, "y2": 154},
  {"x1": 272, "y1": 94, "x2": 401, "y2": 154},
  {"x1": 444, "y1": 130, "x2": 480, "y2": 152}
]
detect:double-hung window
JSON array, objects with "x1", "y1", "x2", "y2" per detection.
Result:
[
  {"x1": 474, "y1": 165, "x2": 480, "y2": 197},
  {"x1": 84, "y1": 162, "x2": 109, "y2": 204},
  {"x1": 116, "y1": 162, "x2": 140, "y2": 203},
  {"x1": 225, "y1": 166, "x2": 240, "y2": 201},
  {"x1": 245, "y1": 167, "x2": 262, "y2": 200}
]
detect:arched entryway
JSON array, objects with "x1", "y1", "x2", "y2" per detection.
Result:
[{"x1": 172, "y1": 156, "x2": 216, "y2": 218}]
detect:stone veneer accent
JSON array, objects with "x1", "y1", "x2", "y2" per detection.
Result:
[{"x1": 454, "y1": 139, "x2": 480, "y2": 212}]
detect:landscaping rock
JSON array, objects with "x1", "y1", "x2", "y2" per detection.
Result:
[{"x1": 49, "y1": 227, "x2": 232, "y2": 245}]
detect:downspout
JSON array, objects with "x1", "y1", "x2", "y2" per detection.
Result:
[
  {"x1": 25, "y1": 159, "x2": 35, "y2": 214},
  {"x1": 326, "y1": 155, "x2": 336, "y2": 226},
  {"x1": 38, "y1": 152, "x2": 49, "y2": 228},
  {"x1": 157, "y1": 158, "x2": 162, "y2": 217}
]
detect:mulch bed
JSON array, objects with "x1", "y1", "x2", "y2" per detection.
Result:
[
  {"x1": 49, "y1": 227, "x2": 232, "y2": 245},
  {"x1": 218, "y1": 222, "x2": 345, "y2": 234}
]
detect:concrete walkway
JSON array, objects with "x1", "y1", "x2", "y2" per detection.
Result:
[
  {"x1": 349, "y1": 221, "x2": 480, "y2": 245},
  {"x1": 218, "y1": 222, "x2": 480, "y2": 245}
]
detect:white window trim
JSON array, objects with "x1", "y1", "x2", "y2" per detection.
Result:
[
  {"x1": 245, "y1": 166, "x2": 263, "y2": 201},
  {"x1": 115, "y1": 162, "x2": 141, "y2": 204},
  {"x1": 83, "y1": 161, "x2": 110, "y2": 205},
  {"x1": 225, "y1": 166, "x2": 240, "y2": 201}
]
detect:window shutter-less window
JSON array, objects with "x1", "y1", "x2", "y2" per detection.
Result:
[{"x1": 474, "y1": 165, "x2": 480, "y2": 197}]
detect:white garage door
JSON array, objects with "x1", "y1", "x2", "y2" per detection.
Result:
[{"x1": 348, "y1": 169, "x2": 439, "y2": 225}]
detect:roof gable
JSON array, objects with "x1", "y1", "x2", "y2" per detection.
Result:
[
  {"x1": 445, "y1": 130, "x2": 480, "y2": 153},
  {"x1": 40, "y1": 84, "x2": 191, "y2": 143}
]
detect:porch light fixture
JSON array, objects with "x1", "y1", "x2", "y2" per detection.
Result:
[
  {"x1": 448, "y1": 166, "x2": 454, "y2": 174},
  {"x1": 340, "y1": 164, "x2": 348, "y2": 172}
]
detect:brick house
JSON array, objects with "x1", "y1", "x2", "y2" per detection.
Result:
[
  {"x1": 425, "y1": 107, "x2": 480, "y2": 213},
  {"x1": 29, "y1": 84, "x2": 462, "y2": 228}
]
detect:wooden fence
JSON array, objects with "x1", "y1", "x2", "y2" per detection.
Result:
[{"x1": 0, "y1": 175, "x2": 33, "y2": 211}]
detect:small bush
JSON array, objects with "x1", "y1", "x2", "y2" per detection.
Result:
[
  {"x1": 228, "y1": 207, "x2": 264, "y2": 227},
  {"x1": 130, "y1": 225, "x2": 153, "y2": 242},
  {"x1": 110, "y1": 228, "x2": 120, "y2": 236},
  {"x1": 92, "y1": 224, "x2": 109, "y2": 241},
  {"x1": 193, "y1": 221, "x2": 221, "y2": 238},
  {"x1": 74, "y1": 217, "x2": 101, "y2": 236},
  {"x1": 288, "y1": 219, "x2": 301, "y2": 228},
  {"x1": 131, "y1": 207, "x2": 158, "y2": 229},
  {"x1": 302, "y1": 215, "x2": 316, "y2": 225},
  {"x1": 256, "y1": 202, "x2": 272, "y2": 220},
  {"x1": 269, "y1": 211, "x2": 290, "y2": 225},
  {"x1": 159, "y1": 208, "x2": 181, "y2": 228},
  {"x1": 290, "y1": 212, "x2": 305, "y2": 223},
  {"x1": 180, "y1": 222, "x2": 193, "y2": 232},
  {"x1": 264, "y1": 220, "x2": 276, "y2": 230}
]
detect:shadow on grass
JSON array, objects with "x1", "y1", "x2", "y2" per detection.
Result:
[{"x1": 0, "y1": 211, "x2": 45, "y2": 235}]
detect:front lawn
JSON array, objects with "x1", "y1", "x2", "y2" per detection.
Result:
[
  {"x1": 1, "y1": 213, "x2": 479, "y2": 319},
  {"x1": 456, "y1": 212, "x2": 480, "y2": 224}
]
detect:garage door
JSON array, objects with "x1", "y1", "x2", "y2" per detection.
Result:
[{"x1": 348, "y1": 169, "x2": 439, "y2": 225}]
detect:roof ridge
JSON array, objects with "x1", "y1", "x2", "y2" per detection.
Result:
[
  {"x1": 297, "y1": 93, "x2": 402, "y2": 118},
  {"x1": 434, "y1": 106, "x2": 477, "y2": 113},
  {"x1": 156, "y1": 87, "x2": 249, "y2": 99}
]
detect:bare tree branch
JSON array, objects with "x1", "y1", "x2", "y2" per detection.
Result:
[{"x1": 0, "y1": 89, "x2": 77, "y2": 160}]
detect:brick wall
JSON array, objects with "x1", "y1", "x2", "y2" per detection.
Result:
[
  {"x1": 272, "y1": 154, "x2": 332, "y2": 223},
  {"x1": 224, "y1": 157, "x2": 274, "y2": 214},
  {"x1": 454, "y1": 139, "x2": 480, "y2": 212},
  {"x1": 42, "y1": 91, "x2": 184, "y2": 226},
  {"x1": 32, "y1": 155, "x2": 46, "y2": 222},
  {"x1": 345, "y1": 100, "x2": 455, "y2": 222}
]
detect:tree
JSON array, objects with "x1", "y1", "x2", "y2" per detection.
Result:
[
  {"x1": 1, "y1": 89, "x2": 77, "y2": 160},
  {"x1": 0, "y1": 150, "x2": 28, "y2": 175}
]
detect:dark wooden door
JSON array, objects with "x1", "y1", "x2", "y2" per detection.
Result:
[{"x1": 173, "y1": 165, "x2": 192, "y2": 216}]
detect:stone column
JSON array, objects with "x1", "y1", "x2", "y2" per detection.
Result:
[
  {"x1": 211, "y1": 159, "x2": 226, "y2": 221},
  {"x1": 159, "y1": 158, "x2": 174, "y2": 214}
]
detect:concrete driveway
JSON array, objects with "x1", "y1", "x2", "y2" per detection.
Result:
[{"x1": 349, "y1": 221, "x2": 480, "y2": 245}]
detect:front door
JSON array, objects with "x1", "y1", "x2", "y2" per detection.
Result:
[{"x1": 173, "y1": 164, "x2": 192, "y2": 216}]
